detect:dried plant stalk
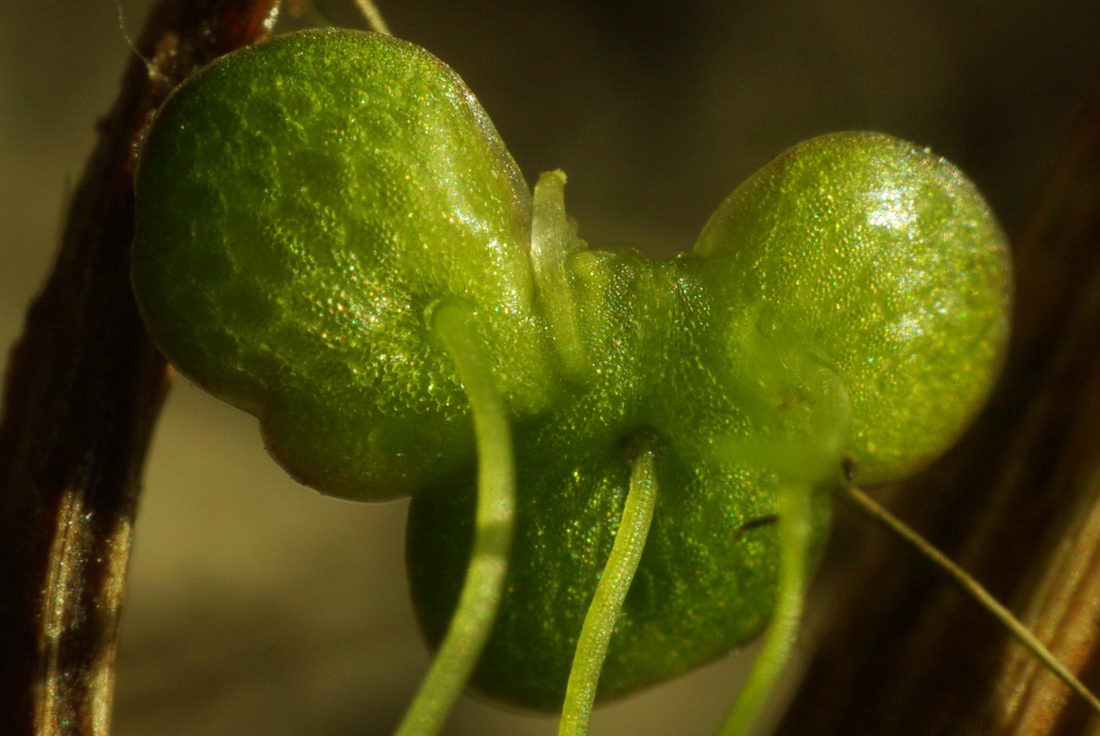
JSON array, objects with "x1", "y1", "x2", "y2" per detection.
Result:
[{"x1": 0, "y1": 3, "x2": 280, "y2": 734}]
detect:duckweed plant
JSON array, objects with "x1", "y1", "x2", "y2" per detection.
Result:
[{"x1": 129, "y1": 28, "x2": 1094, "y2": 736}]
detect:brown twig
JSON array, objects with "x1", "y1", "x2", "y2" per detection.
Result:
[
  {"x1": 0, "y1": 2, "x2": 280, "y2": 735},
  {"x1": 779, "y1": 70, "x2": 1100, "y2": 735}
]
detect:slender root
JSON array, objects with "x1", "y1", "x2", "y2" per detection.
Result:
[
  {"x1": 394, "y1": 303, "x2": 515, "y2": 736},
  {"x1": 839, "y1": 483, "x2": 1100, "y2": 717},
  {"x1": 559, "y1": 442, "x2": 659, "y2": 736},
  {"x1": 716, "y1": 481, "x2": 816, "y2": 736}
]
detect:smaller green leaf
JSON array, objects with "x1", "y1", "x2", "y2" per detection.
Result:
[{"x1": 694, "y1": 132, "x2": 1011, "y2": 483}]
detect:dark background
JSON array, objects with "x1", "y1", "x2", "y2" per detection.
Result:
[{"x1": 1, "y1": 1, "x2": 1096, "y2": 733}]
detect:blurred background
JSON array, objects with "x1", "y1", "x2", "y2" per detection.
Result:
[{"x1": 1, "y1": 1, "x2": 1097, "y2": 734}]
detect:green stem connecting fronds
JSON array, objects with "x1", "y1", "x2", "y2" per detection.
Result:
[
  {"x1": 394, "y1": 303, "x2": 516, "y2": 736},
  {"x1": 717, "y1": 481, "x2": 817, "y2": 736},
  {"x1": 559, "y1": 442, "x2": 659, "y2": 736},
  {"x1": 839, "y1": 483, "x2": 1100, "y2": 718}
]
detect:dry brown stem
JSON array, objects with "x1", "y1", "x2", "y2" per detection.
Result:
[{"x1": 0, "y1": 2, "x2": 280, "y2": 734}]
